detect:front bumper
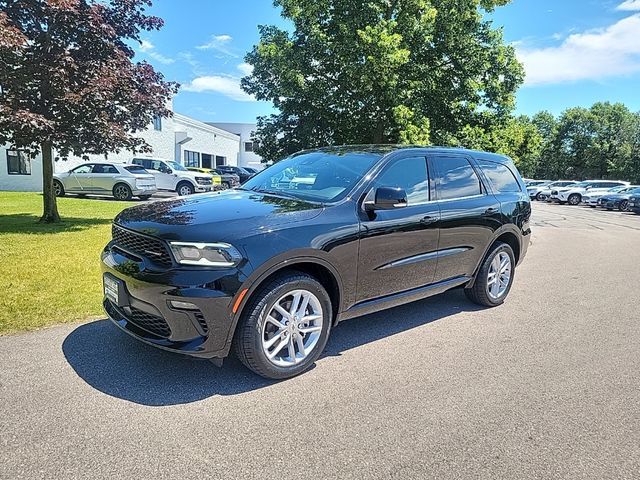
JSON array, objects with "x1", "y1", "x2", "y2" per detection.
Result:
[
  {"x1": 194, "y1": 185, "x2": 213, "y2": 193},
  {"x1": 101, "y1": 246, "x2": 244, "y2": 359}
]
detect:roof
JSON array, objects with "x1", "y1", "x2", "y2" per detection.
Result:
[{"x1": 298, "y1": 144, "x2": 512, "y2": 162}]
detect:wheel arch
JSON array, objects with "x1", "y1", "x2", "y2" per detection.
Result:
[{"x1": 467, "y1": 227, "x2": 522, "y2": 288}]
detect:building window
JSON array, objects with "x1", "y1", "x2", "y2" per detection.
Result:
[
  {"x1": 215, "y1": 155, "x2": 226, "y2": 167},
  {"x1": 153, "y1": 115, "x2": 162, "y2": 131},
  {"x1": 7, "y1": 150, "x2": 31, "y2": 175},
  {"x1": 184, "y1": 150, "x2": 200, "y2": 168},
  {"x1": 244, "y1": 141, "x2": 254, "y2": 152}
]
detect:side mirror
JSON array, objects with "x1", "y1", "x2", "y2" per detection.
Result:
[{"x1": 365, "y1": 187, "x2": 408, "y2": 211}]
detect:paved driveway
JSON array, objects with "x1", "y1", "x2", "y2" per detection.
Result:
[{"x1": 1, "y1": 203, "x2": 639, "y2": 479}]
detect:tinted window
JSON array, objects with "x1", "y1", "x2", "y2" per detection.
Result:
[
  {"x1": 124, "y1": 165, "x2": 147, "y2": 174},
  {"x1": 476, "y1": 160, "x2": 521, "y2": 193},
  {"x1": 432, "y1": 156, "x2": 483, "y2": 200},
  {"x1": 92, "y1": 164, "x2": 118, "y2": 174},
  {"x1": 372, "y1": 157, "x2": 429, "y2": 205},
  {"x1": 242, "y1": 151, "x2": 382, "y2": 202}
]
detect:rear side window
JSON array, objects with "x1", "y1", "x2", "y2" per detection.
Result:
[
  {"x1": 432, "y1": 156, "x2": 483, "y2": 200},
  {"x1": 373, "y1": 156, "x2": 430, "y2": 205},
  {"x1": 476, "y1": 160, "x2": 522, "y2": 193},
  {"x1": 92, "y1": 164, "x2": 118, "y2": 174}
]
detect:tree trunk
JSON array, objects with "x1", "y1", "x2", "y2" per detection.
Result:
[{"x1": 39, "y1": 141, "x2": 61, "y2": 223}]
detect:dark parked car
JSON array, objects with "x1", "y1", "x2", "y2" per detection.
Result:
[
  {"x1": 598, "y1": 186, "x2": 640, "y2": 211},
  {"x1": 628, "y1": 194, "x2": 640, "y2": 214},
  {"x1": 210, "y1": 169, "x2": 240, "y2": 188},
  {"x1": 102, "y1": 146, "x2": 531, "y2": 379},
  {"x1": 216, "y1": 165, "x2": 254, "y2": 183}
]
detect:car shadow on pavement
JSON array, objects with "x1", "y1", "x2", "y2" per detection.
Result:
[{"x1": 62, "y1": 289, "x2": 480, "y2": 406}]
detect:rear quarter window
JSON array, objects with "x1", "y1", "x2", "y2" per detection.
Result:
[{"x1": 476, "y1": 160, "x2": 522, "y2": 193}]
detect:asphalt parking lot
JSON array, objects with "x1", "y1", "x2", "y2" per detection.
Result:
[{"x1": 1, "y1": 202, "x2": 639, "y2": 480}]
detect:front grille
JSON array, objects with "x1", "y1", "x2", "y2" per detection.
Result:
[
  {"x1": 128, "y1": 306, "x2": 172, "y2": 338},
  {"x1": 105, "y1": 300, "x2": 172, "y2": 338},
  {"x1": 112, "y1": 224, "x2": 173, "y2": 267},
  {"x1": 196, "y1": 177, "x2": 213, "y2": 185}
]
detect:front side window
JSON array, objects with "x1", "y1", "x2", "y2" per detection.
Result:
[
  {"x1": 184, "y1": 150, "x2": 200, "y2": 168},
  {"x1": 476, "y1": 160, "x2": 522, "y2": 193},
  {"x1": 7, "y1": 150, "x2": 31, "y2": 175},
  {"x1": 370, "y1": 156, "x2": 430, "y2": 205},
  {"x1": 432, "y1": 156, "x2": 483, "y2": 200},
  {"x1": 241, "y1": 150, "x2": 382, "y2": 203},
  {"x1": 71, "y1": 164, "x2": 93, "y2": 174}
]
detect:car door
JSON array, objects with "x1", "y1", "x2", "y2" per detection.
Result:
[
  {"x1": 68, "y1": 164, "x2": 95, "y2": 192},
  {"x1": 429, "y1": 154, "x2": 502, "y2": 283},
  {"x1": 356, "y1": 155, "x2": 440, "y2": 303},
  {"x1": 149, "y1": 160, "x2": 175, "y2": 190},
  {"x1": 91, "y1": 164, "x2": 120, "y2": 193}
]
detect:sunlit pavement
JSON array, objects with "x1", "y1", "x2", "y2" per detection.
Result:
[{"x1": 1, "y1": 202, "x2": 639, "y2": 479}]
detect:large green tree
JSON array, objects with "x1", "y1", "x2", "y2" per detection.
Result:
[
  {"x1": 0, "y1": 0, "x2": 178, "y2": 222},
  {"x1": 243, "y1": 0, "x2": 524, "y2": 162}
]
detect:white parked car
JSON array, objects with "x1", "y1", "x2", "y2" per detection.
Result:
[
  {"x1": 581, "y1": 186, "x2": 632, "y2": 207},
  {"x1": 534, "y1": 180, "x2": 577, "y2": 201},
  {"x1": 131, "y1": 158, "x2": 214, "y2": 196},
  {"x1": 53, "y1": 162, "x2": 157, "y2": 200},
  {"x1": 550, "y1": 180, "x2": 629, "y2": 205}
]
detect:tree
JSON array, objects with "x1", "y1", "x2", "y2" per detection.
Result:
[
  {"x1": 242, "y1": 0, "x2": 524, "y2": 162},
  {"x1": 0, "y1": 0, "x2": 178, "y2": 222}
]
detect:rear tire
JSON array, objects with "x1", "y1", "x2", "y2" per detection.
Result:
[
  {"x1": 233, "y1": 272, "x2": 332, "y2": 380},
  {"x1": 112, "y1": 183, "x2": 132, "y2": 201},
  {"x1": 465, "y1": 242, "x2": 516, "y2": 307},
  {"x1": 535, "y1": 192, "x2": 544, "y2": 201},
  {"x1": 53, "y1": 180, "x2": 65, "y2": 197}
]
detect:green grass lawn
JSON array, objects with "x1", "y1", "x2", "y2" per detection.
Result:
[{"x1": 0, "y1": 192, "x2": 136, "y2": 334}]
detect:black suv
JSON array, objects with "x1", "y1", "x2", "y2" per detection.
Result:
[
  {"x1": 216, "y1": 165, "x2": 253, "y2": 183},
  {"x1": 102, "y1": 146, "x2": 531, "y2": 379}
]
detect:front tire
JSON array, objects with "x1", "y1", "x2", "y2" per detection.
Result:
[
  {"x1": 568, "y1": 193, "x2": 581, "y2": 205},
  {"x1": 233, "y1": 272, "x2": 332, "y2": 379},
  {"x1": 53, "y1": 180, "x2": 65, "y2": 197},
  {"x1": 619, "y1": 200, "x2": 629, "y2": 212},
  {"x1": 465, "y1": 242, "x2": 515, "y2": 307},
  {"x1": 177, "y1": 182, "x2": 194, "y2": 196},
  {"x1": 535, "y1": 192, "x2": 544, "y2": 201}
]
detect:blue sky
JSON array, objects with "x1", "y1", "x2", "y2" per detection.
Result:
[{"x1": 136, "y1": 0, "x2": 640, "y2": 123}]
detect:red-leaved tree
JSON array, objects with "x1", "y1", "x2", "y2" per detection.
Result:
[{"x1": 0, "y1": 0, "x2": 178, "y2": 222}]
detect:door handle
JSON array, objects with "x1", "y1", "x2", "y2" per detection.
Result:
[
  {"x1": 420, "y1": 215, "x2": 437, "y2": 225},
  {"x1": 482, "y1": 208, "x2": 498, "y2": 216}
]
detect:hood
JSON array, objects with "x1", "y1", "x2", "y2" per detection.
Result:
[
  {"x1": 180, "y1": 170, "x2": 212, "y2": 179},
  {"x1": 114, "y1": 189, "x2": 323, "y2": 242}
]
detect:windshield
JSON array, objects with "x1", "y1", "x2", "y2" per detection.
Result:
[
  {"x1": 241, "y1": 150, "x2": 382, "y2": 202},
  {"x1": 166, "y1": 160, "x2": 188, "y2": 172}
]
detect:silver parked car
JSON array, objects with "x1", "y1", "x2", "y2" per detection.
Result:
[{"x1": 53, "y1": 162, "x2": 157, "y2": 200}]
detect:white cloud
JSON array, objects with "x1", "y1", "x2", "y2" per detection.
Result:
[
  {"x1": 197, "y1": 34, "x2": 239, "y2": 57},
  {"x1": 617, "y1": 0, "x2": 640, "y2": 11},
  {"x1": 516, "y1": 13, "x2": 640, "y2": 85},
  {"x1": 139, "y1": 39, "x2": 154, "y2": 52},
  {"x1": 149, "y1": 51, "x2": 175, "y2": 65},
  {"x1": 183, "y1": 75, "x2": 254, "y2": 102},
  {"x1": 138, "y1": 39, "x2": 174, "y2": 64},
  {"x1": 237, "y1": 62, "x2": 254, "y2": 76}
]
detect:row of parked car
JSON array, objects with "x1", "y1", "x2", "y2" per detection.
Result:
[
  {"x1": 524, "y1": 179, "x2": 640, "y2": 214},
  {"x1": 52, "y1": 158, "x2": 259, "y2": 201}
]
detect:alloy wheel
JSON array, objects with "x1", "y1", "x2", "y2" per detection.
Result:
[
  {"x1": 568, "y1": 194, "x2": 581, "y2": 205},
  {"x1": 620, "y1": 200, "x2": 629, "y2": 212},
  {"x1": 178, "y1": 184, "x2": 193, "y2": 196},
  {"x1": 261, "y1": 289, "x2": 324, "y2": 368},
  {"x1": 487, "y1": 252, "x2": 511, "y2": 300},
  {"x1": 114, "y1": 184, "x2": 129, "y2": 200},
  {"x1": 54, "y1": 182, "x2": 62, "y2": 196}
]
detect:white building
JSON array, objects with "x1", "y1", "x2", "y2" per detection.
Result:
[
  {"x1": 0, "y1": 107, "x2": 241, "y2": 192},
  {"x1": 208, "y1": 122, "x2": 263, "y2": 170}
]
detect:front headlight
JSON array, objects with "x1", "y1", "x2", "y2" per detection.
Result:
[{"x1": 169, "y1": 242, "x2": 242, "y2": 267}]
